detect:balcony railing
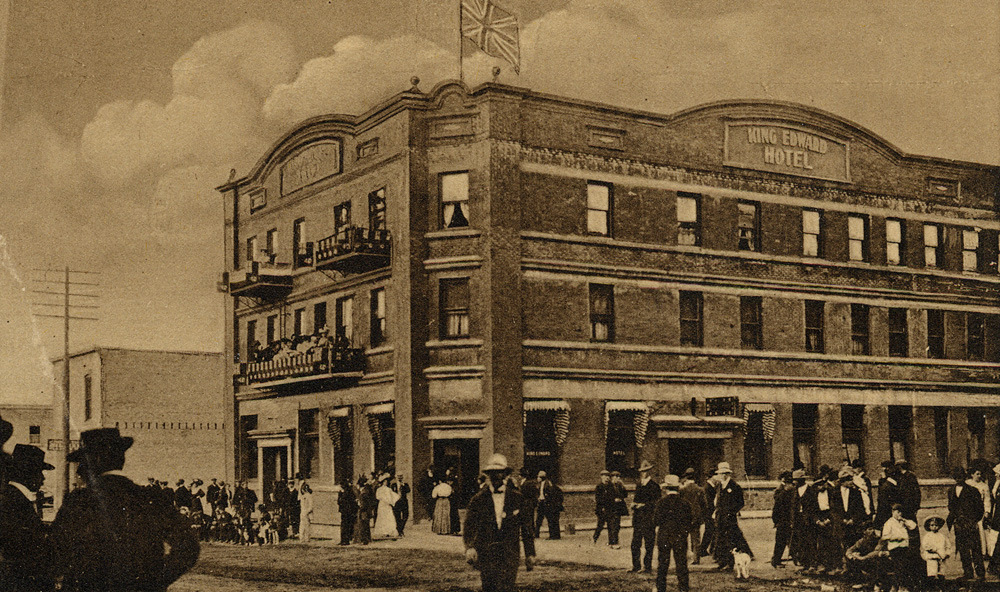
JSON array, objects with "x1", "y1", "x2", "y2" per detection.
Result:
[
  {"x1": 236, "y1": 344, "x2": 365, "y2": 387},
  {"x1": 314, "y1": 226, "x2": 391, "y2": 274},
  {"x1": 228, "y1": 261, "x2": 294, "y2": 298}
]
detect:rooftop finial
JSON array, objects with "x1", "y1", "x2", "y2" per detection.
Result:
[{"x1": 409, "y1": 76, "x2": 421, "y2": 91}]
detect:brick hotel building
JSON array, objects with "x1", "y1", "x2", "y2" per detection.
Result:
[{"x1": 217, "y1": 80, "x2": 1000, "y2": 520}]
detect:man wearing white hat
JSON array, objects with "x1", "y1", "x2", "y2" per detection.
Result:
[
  {"x1": 711, "y1": 461, "x2": 745, "y2": 571},
  {"x1": 463, "y1": 453, "x2": 536, "y2": 592},
  {"x1": 630, "y1": 460, "x2": 661, "y2": 573}
]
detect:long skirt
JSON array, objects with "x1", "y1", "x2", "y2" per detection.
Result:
[
  {"x1": 433, "y1": 497, "x2": 452, "y2": 535},
  {"x1": 299, "y1": 513, "x2": 311, "y2": 542}
]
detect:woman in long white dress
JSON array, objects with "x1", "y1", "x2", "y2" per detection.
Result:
[
  {"x1": 431, "y1": 480, "x2": 453, "y2": 535},
  {"x1": 298, "y1": 483, "x2": 314, "y2": 542},
  {"x1": 373, "y1": 474, "x2": 400, "y2": 539}
]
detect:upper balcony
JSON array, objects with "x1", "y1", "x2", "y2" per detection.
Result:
[
  {"x1": 236, "y1": 342, "x2": 365, "y2": 389},
  {"x1": 228, "y1": 261, "x2": 294, "y2": 299},
  {"x1": 314, "y1": 226, "x2": 391, "y2": 275}
]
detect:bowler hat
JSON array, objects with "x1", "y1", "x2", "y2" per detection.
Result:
[
  {"x1": 482, "y1": 453, "x2": 511, "y2": 473},
  {"x1": 67, "y1": 427, "x2": 134, "y2": 463},
  {"x1": 11, "y1": 444, "x2": 54, "y2": 472},
  {"x1": 638, "y1": 460, "x2": 654, "y2": 473},
  {"x1": 599, "y1": 469, "x2": 610, "y2": 476},
  {"x1": 715, "y1": 462, "x2": 733, "y2": 475},
  {"x1": 662, "y1": 474, "x2": 681, "y2": 489},
  {"x1": 791, "y1": 469, "x2": 806, "y2": 480},
  {"x1": 683, "y1": 467, "x2": 696, "y2": 477}
]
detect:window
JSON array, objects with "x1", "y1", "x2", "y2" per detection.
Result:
[
  {"x1": 524, "y1": 410, "x2": 559, "y2": 481},
  {"x1": 841, "y1": 405, "x2": 864, "y2": 465},
  {"x1": 968, "y1": 408, "x2": 986, "y2": 463},
  {"x1": 239, "y1": 415, "x2": 258, "y2": 480},
  {"x1": 29, "y1": 425, "x2": 40, "y2": 444},
  {"x1": 679, "y1": 291, "x2": 703, "y2": 347},
  {"x1": 372, "y1": 414, "x2": 396, "y2": 475},
  {"x1": 84, "y1": 374, "x2": 93, "y2": 421},
  {"x1": 589, "y1": 284, "x2": 615, "y2": 342},
  {"x1": 330, "y1": 410, "x2": 354, "y2": 487},
  {"x1": 245, "y1": 319, "x2": 257, "y2": 359},
  {"x1": 369, "y1": 188, "x2": 387, "y2": 230},
  {"x1": 889, "y1": 308, "x2": 908, "y2": 357},
  {"x1": 587, "y1": 182, "x2": 612, "y2": 236},
  {"x1": 933, "y1": 408, "x2": 949, "y2": 475},
  {"x1": 962, "y1": 229, "x2": 979, "y2": 272},
  {"x1": 848, "y1": 215, "x2": 869, "y2": 262},
  {"x1": 298, "y1": 409, "x2": 321, "y2": 479},
  {"x1": 440, "y1": 278, "x2": 470, "y2": 338},
  {"x1": 334, "y1": 201, "x2": 352, "y2": 240},
  {"x1": 924, "y1": 224, "x2": 943, "y2": 267},
  {"x1": 246, "y1": 235, "x2": 259, "y2": 266},
  {"x1": 804, "y1": 300, "x2": 824, "y2": 353},
  {"x1": 927, "y1": 310, "x2": 945, "y2": 359},
  {"x1": 293, "y1": 218, "x2": 309, "y2": 268},
  {"x1": 335, "y1": 296, "x2": 354, "y2": 343},
  {"x1": 677, "y1": 193, "x2": 700, "y2": 246},
  {"x1": 266, "y1": 314, "x2": 277, "y2": 345},
  {"x1": 792, "y1": 403, "x2": 817, "y2": 474},
  {"x1": 888, "y1": 406, "x2": 911, "y2": 463},
  {"x1": 967, "y1": 312, "x2": 985, "y2": 361},
  {"x1": 314, "y1": 302, "x2": 328, "y2": 333},
  {"x1": 740, "y1": 296, "x2": 762, "y2": 349},
  {"x1": 737, "y1": 201, "x2": 760, "y2": 251},
  {"x1": 605, "y1": 411, "x2": 638, "y2": 478},
  {"x1": 802, "y1": 209, "x2": 822, "y2": 257},
  {"x1": 293, "y1": 308, "x2": 305, "y2": 337},
  {"x1": 850, "y1": 303, "x2": 870, "y2": 355},
  {"x1": 744, "y1": 409, "x2": 769, "y2": 478},
  {"x1": 441, "y1": 172, "x2": 470, "y2": 228},
  {"x1": 265, "y1": 228, "x2": 278, "y2": 262},
  {"x1": 370, "y1": 287, "x2": 387, "y2": 347},
  {"x1": 886, "y1": 219, "x2": 904, "y2": 266}
]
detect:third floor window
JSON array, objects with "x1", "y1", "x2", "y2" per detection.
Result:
[
  {"x1": 804, "y1": 300, "x2": 824, "y2": 353},
  {"x1": 679, "y1": 291, "x2": 703, "y2": 347},
  {"x1": 967, "y1": 312, "x2": 985, "y2": 361},
  {"x1": 927, "y1": 309, "x2": 945, "y2": 359},
  {"x1": 441, "y1": 172, "x2": 470, "y2": 229},
  {"x1": 848, "y1": 215, "x2": 869, "y2": 262},
  {"x1": 740, "y1": 296, "x2": 762, "y2": 349},
  {"x1": 737, "y1": 201, "x2": 760, "y2": 252},
  {"x1": 677, "y1": 193, "x2": 700, "y2": 246},
  {"x1": 587, "y1": 182, "x2": 612, "y2": 236},
  {"x1": 440, "y1": 278, "x2": 470, "y2": 338},
  {"x1": 888, "y1": 308, "x2": 908, "y2": 357},
  {"x1": 334, "y1": 202, "x2": 352, "y2": 239},
  {"x1": 924, "y1": 224, "x2": 943, "y2": 268},
  {"x1": 369, "y1": 188, "x2": 387, "y2": 231},
  {"x1": 802, "y1": 209, "x2": 822, "y2": 257},
  {"x1": 886, "y1": 218, "x2": 904, "y2": 266},
  {"x1": 370, "y1": 287, "x2": 387, "y2": 347},
  {"x1": 589, "y1": 284, "x2": 614, "y2": 342},
  {"x1": 962, "y1": 228, "x2": 979, "y2": 272},
  {"x1": 850, "y1": 303, "x2": 870, "y2": 355}
]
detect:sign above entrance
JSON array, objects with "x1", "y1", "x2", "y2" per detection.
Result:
[{"x1": 724, "y1": 121, "x2": 850, "y2": 183}]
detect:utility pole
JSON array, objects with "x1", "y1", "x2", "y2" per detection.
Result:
[{"x1": 30, "y1": 267, "x2": 99, "y2": 507}]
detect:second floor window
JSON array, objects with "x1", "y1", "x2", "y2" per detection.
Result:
[
  {"x1": 441, "y1": 172, "x2": 470, "y2": 229},
  {"x1": 293, "y1": 218, "x2": 309, "y2": 267},
  {"x1": 369, "y1": 188, "x2": 387, "y2": 230},
  {"x1": 851, "y1": 303, "x2": 870, "y2": 355},
  {"x1": 967, "y1": 312, "x2": 985, "y2": 361},
  {"x1": 587, "y1": 182, "x2": 612, "y2": 236},
  {"x1": 265, "y1": 228, "x2": 278, "y2": 262},
  {"x1": 927, "y1": 309, "x2": 945, "y2": 359},
  {"x1": 370, "y1": 287, "x2": 387, "y2": 347},
  {"x1": 804, "y1": 300, "x2": 824, "y2": 353},
  {"x1": 440, "y1": 278, "x2": 470, "y2": 338},
  {"x1": 886, "y1": 219, "x2": 904, "y2": 266},
  {"x1": 335, "y1": 296, "x2": 354, "y2": 343},
  {"x1": 802, "y1": 209, "x2": 822, "y2": 257},
  {"x1": 29, "y1": 425, "x2": 40, "y2": 444},
  {"x1": 589, "y1": 284, "x2": 614, "y2": 342},
  {"x1": 924, "y1": 224, "x2": 943, "y2": 268},
  {"x1": 293, "y1": 308, "x2": 305, "y2": 337},
  {"x1": 737, "y1": 201, "x2": 759, "y2": 252},
  {"x1": 740, "y1": 296, "x2": 762, "y2": 349},
  {"x1": 962, "y1": 229, "x2": 979, "y2": 272},
  {"x1": 246, "y1": 236, "x2": 259, "y2": 265},
  {"x1": 334, "y1": 202, "x2": 352, "y2": 240},
  {"x1": 679, "y1": 291, "x2": 703, "y2": 346},
  {"x1": 677, "y1": 193, "x2": 700, "y2": 246},
  {"x1": 266, "y1": 314, "x2": 277, "y2": 344},
  {"x1": 889, "y1": 308, "x2": 908, "y2": 357},
  {"x1": 848, "y1": 215, "x2": 869, "y2": 262},
  {"x1": 246, "y1": 319, "x2": 257, "y2": 357},
  {"x1": 314, "y1": 302, "x2": 327, "y2": 333}
]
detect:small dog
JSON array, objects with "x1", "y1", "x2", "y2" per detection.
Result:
[{"x1": 733, "y1": 549, "x2": 752, "y2": 580}]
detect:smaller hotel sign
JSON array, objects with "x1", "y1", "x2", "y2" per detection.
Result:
[{"x1": 724, "y1": 122, "x2": 850, "y2": 183}]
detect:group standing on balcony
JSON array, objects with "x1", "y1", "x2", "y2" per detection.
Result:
[{"x1": 248, "y1": 326, "x2": 356, "y2": 364}]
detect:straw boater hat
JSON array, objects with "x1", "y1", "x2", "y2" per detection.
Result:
[
  {"x1": 638, "y1": 460, "x2": 653, "y2": 473},
  {"x1": 715, "y1": 462, "x2": 733, "y2": 475},
  {"x1": 792, "y1": 469, "x2": 806, "y2": 480},
  {"x1": 600, "y1": 469, "x2": 610, "y2": 476},
  {"x1": 66, "y1": 427, "x2": 134, "y2": 463},
  {"x1": 662, "y1": 474, "x2": 681, "y2": 489},
  {"x1": 482, "y1": 453, "x2": 511, "y2": 474},
  {"x1": 11, "y1": 444, "x2": 55, "y2": 472}
]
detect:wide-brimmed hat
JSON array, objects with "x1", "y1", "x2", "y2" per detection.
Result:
[
  {"x1": 11, "y1": 444, "x2": 54, "y2": 472},
  {"x1": 482, "y1": 453, "x2": 511, "y2": 473},
  {"x1": 792, "y1": 469, "x2": 806, "y2": 480},
  {"x1": 683, "y1": 467, "x2": 696, "y2": 477},
  {"x1": 662, "y1": 474, "x2": 681, "y2": 489},
  {"x1": 924, "y1": 516, "x2": 945, "y2": 531},
  {"x1": 638, "y1": 460, "x2": 654, "y2": 473},
  {"x1": 67, "y1": 427, "x2": 134, "y2": 463},
  {"x1": 715, "y1": 462, "x2": 733, "y2": 475},
  {"x1": 599, "y1": 469, "x2": 610, "y2": 476}
]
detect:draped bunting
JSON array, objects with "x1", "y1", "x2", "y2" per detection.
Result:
[
  {"x1": 632, "y1": 407, "x2": 650, "y2": 449},
  {"x1": 365, "y1": 403, "x2": 394, "y2": 449},
  {"x1": 327, "y1": 411, "x2": 352, "y2": 451},
  {"x1": 554, "y1": 408, "x2": 570, "y2": 447},
  {"x1": 743, "y1": 403, "x2": 776, "y2": 442}
]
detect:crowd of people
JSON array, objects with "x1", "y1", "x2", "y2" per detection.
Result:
[
  {"x1": 246, "y1": 325, "x2": 351, "y2": 364},
  {"x1": 335, "y1": 472, "x2": 411, "y2": 545}
]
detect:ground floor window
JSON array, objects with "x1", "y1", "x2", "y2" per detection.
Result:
[
  {"x1": 239, "y1": 415, "x2": 258, "y2": 480},
  {"x1": 605, "y1": 402, "x2": 649, "y2": 478},
  {"x1": 298, "y1": 409, "x2": 320, "y2": 480},
  {"x1": 366, "y1": 405, "x2": 395, "y2": 475},
  {"x1": 743, "y1": 403, "x2": 774, "y2": 478},
  {"x1": 327, "y1": 408, "x2": 353, "y2": 486},
  {"x1": 792, "y1": 404, "x2": 817, "y2": 474},
  {"x1": 841, "y1": 405, "x2": 864, "y2": 465},
  {"x1": 888, "y1": 406, "x2": 912, "y2": 463},
  {"x1": 968, "y1": 408, "x2": 987, "y2": 463},
  {"x1": 933, "y1": 407, "x2": 949, "y2": 476},
  {"x1": 523, "y1": 402, "x2": 570, "y2": 482}
]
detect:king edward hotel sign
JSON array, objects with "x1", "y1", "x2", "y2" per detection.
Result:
[{"x1": 724, "y1": 121, "x2": 850, "y2": 183}]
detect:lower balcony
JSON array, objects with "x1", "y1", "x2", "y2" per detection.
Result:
[
  {"x1": 314, "y1": 226, "x2": 391, "y2": 274},
  {"x1": 236, "y1": 344, "x2": 365, "y2": 389},
  {"x1": 228, "y1": 261, "x2": 294, "y2": 299}
]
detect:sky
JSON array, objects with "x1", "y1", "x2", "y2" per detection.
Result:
[{"x1": 0, "y1": 0, "x2": 997, "y2": 405}]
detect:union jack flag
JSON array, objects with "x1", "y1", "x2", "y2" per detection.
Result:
[{"x1": 461, "y1": 0, "x2": 520, "y2": 74}]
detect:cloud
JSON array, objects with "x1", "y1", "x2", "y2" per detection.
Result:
[{"x1": 264, "y1": 34, "x2": 454, "y2": 124}]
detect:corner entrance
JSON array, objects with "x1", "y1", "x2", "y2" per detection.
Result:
[
  {"x1": 433, "y1": 438, "x2": 480, "y2": 509},
  {"x1": 668, "y1": 438, "x2": 724, "y2": 480}
]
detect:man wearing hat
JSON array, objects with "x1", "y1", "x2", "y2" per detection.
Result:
[
  {"x1": 789, "y1": 468, "x2": 815, "y2": 570},
  {"x1": 711, "y1": 461, "x2": 744, "y2": 571},
  {"x1": 630, "y1": 460, "x2": 661, "y2": 573},
  {"x1": 174, "y1": 478, "x2": 192, "y2": 510},
  {"x1": 0, "y1": 444, "x2": 55, "y2": 592},
  {"x1": 594, "y1": 469, "x2": 615, "y2": 545},
  {"x1": 51, "y1": 428, "x2": 200, "y2": 591},
  {"x1": 947, "y1": 466, "x2": 986, "y2": 580},
  {"x1": 653, "y1": 475, "x2": 693, "y2": 592},
  {"x1": 832, "y1": 467, "x2": 866, "y2": 554},
  {"x1": 770, "y1": 471, "x2": 796, "y2": 568},
  {"x1": 534, "y1": 470, "x2": 563, "y2": 539},
  {"x1": 463, "y1": 453, "x2": 536, "y2": 592},
  {"x1": 679, "y1": 468, "x2": 706, "y2": 564}
]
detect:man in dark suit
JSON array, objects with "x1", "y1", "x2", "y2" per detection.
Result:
[
  {"x1": 338, "y1": 477, "x2": 358, "y2": 545},
  {"x1": 206, "y1": 477, "x2": 221, "y2": 515},
  {"x1": 51, "y1": 428, "x2": 199, "y2": 592},
  {"x1": 417, "y1": 466, "x2": 436, "y2": 523},
  {"x1": 535, "y1": 471, "x2": 563, "y2": 539},
  {"x1": 593, "y1": 469, "x2": 615, "y2": 545},
  {"x1": 174, "y1": 479, "x2": 192, "y2": 509},
  {"x1": 947, "y1": 467, "x2": 985, "y2": 580},
  {"x1": 518, "y1": 469, "x2": 539, "y2": 537},
  {"x1": 0, "y1": 444, "x2": 55, "y2": 592},
  {"x1": 679, "y1": 468, "x2": 706, "y2": 564},
  {"x1": 874, "y1": 461, "x2": 900, "y2": 528},
  {"x1": 463, "y1": 453, "x2": 536, "y2": 592},
  {"x1": 630, "y1": 460, "x2": 661, "y2": 573},
  {"x1": 770, "y1": 470, "x2": 795, "y2": 568},
  {"x1": 831, "y1": 468, "x2": 866, "y2": 556},
  {"x1": 393, "y1": 474, "x2": 411, "y2": 536},
  {"x1": 712, "y1": 461, "x2": 745, "y2": 571},
  {"x1": 654, "y1": 475, "x2": 693, "y2": 592}
]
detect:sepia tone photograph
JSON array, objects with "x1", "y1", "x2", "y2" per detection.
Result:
[{"x1": 0, "y1": 1, "x2": 998, "y2": 591}]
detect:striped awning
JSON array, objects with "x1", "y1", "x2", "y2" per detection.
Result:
[
  {"x1": 743, "y1": 403, "x2": 776, "y2": 441},
  {"x1": 524, "y1": 400, "x2": 571, "y2": 411},
  {"x1": 365, "y1": 402, "x2": 394, "y2": 416}
]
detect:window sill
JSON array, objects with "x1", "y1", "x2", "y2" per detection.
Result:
[
  {"x1": 426, "y1": 338, "x2": 483, "y2": 349},
  {"x1": 426, "y1": 228, "x2": 481, "y2": 240}
]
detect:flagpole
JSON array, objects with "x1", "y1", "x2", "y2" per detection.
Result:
[{"x1": 458, "y1": 0, "x2": 464, "y2": 83}]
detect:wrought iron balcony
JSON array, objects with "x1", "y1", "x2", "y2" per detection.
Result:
[
  {"x1": 228, "y1": 261, "x2": 294, "y2": 298},
  {"x1": 314, "y1": 226, "x2": 391, "y2": 274},
  {"x1": 236, "y1": 344, "x2": 365, "y2": 388}
]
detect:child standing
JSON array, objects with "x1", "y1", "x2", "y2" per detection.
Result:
[{"x1": 920, "y1": 516, "x2": 950, "y2": 580}]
